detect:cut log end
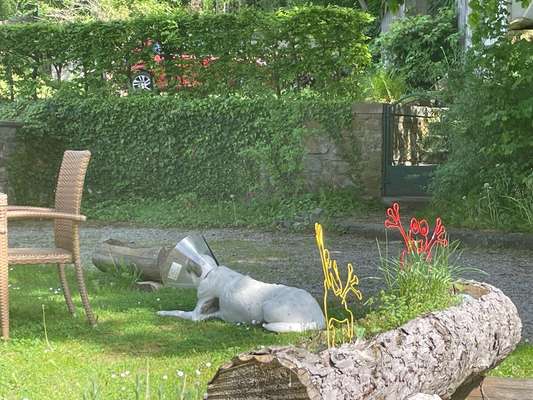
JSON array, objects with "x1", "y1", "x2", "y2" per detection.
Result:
[{"x1": 208, "y1": 353, "x2": 320, "y2": 400}]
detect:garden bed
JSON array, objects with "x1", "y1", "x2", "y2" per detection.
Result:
[{"x1": 207, "y1": 280, "x2": 522, "y2": 399}]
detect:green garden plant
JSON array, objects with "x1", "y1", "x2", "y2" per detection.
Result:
[
  {"x1": 361, "y1": 67, "x2": 407, "y2": 103},
  {"x1": 361, "y1": 204, "x2": 465, "y2": 334},
  {"x1": 430, "y1": 37, "x2": 533, "y2": 232},
  {"x1": 426, "y1": 0, "x2": 533, "y2": 233},
  {"x1": 505, "y1": 183, "x2": 533, "y2": 226},
  {"x1": 374, "y1": 7, "x2": 460, "y2": 91},
  {"x1": 365, "y1": 240, "x2": 482, "y2": 334},
  {"x1": 361, "y1": 242, "x2": 464, "y2": 333}
]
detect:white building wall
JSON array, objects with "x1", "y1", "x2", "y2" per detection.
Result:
[{"x1": 511, "y1": 0, "x2": 533, "y2": 19}]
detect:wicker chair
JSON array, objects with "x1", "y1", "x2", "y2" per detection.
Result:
[{"x1": 0, "y1": 150, "x2": 96, "y2": 340}]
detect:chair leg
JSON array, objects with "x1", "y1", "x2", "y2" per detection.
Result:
[
  {"x1": 57, "y1": 264, "x2": 76, "y2": 315},
  {"x1": 0, "y1": 263, "x2": 8, "y2": 340},
  {"x1": 74, "y1": 261, "x2": 96, "y2": 326}
]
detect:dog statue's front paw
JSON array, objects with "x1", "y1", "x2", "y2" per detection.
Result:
[
  {"x1": 157, "y1": 310, "x2": 173, "y2": 317},
  {"x1": 157, "y1": 310, "x2": 195, "y2": 320},
  {"x1": 157, "y1": 310, "x2": 183, "y2": 317}
]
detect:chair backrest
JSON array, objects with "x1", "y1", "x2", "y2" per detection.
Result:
[{"x1": 54, "y1": 150, "x2": 91, "y2": 255}]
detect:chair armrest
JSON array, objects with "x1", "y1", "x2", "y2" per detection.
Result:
[
  {"x1": 8, "y1": 206, "x2": 55, "y2": 212},
  {"x1": 7, "y1": 208, "x2": 87, "y2": 222}
]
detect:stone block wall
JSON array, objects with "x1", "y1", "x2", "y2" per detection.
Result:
[
  {"x1": 302, "y1": 128, "x2": 355, "y2": 191},
  {"x1": 302, "y1": 103, "x2": 384, "y2": 199}
]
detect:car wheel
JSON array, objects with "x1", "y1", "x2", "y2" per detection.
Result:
[{"x1": 131, "y1": 72, "x2": 153, "y2": 90}]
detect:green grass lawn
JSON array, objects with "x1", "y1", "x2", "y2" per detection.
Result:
[
  {"x1": 0, "y1": 265, "x2": 531, "y2": 400},
  {"x1": 0, "y1": 266, "x2": 309, "y2": 400},
  {"x1": 84, "y1": 190, "x2": 378, "y2": 229},
  {"x1": 489, "y1": 344, "x2": 533, "y2": 379}
]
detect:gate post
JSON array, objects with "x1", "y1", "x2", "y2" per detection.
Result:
[
  {"x1": 351, "y1": 103, "x2": 385, "y2": 199},
  {"x1": 0, "y1": 121, "x2": 22, "y2": 198}
]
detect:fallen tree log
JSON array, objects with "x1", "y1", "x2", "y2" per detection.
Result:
[
  {"x1": 207, "y1": 281, "x2": 522, "y2": 400},
  {"x1": 92, "y1": 239, "x2": 169, "y2": 281}
]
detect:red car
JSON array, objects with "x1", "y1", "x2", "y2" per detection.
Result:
[{"x1": 131, "y1": 41, "x2": 216, "y2": 91}]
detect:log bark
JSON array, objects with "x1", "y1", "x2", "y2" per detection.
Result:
[
  {"x1": 92, "y1": 239, "x2": 169, "y2": 282},
  {"x1": 207, "y1": 281, "x2": 522, "y2": 400}
]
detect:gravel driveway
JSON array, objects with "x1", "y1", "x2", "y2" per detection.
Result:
[{"x1": 8, "y1": 221, "x2": 533, "y2": 342}]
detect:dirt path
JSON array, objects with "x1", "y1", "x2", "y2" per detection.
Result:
[{"x1": 8, "y1": 221, "x2": 533, "y2": 342}]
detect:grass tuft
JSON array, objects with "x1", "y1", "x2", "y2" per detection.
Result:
[{"x1": 360, "y1": 241, "x2": 481, "y2": 335}]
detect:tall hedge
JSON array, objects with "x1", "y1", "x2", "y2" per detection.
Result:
[
  {"x1": 0, "y1": 7, "x2": 372, "y2": 99},
  {"x1": 0, "y1": 94, "x2": 353, "y2": 205}
]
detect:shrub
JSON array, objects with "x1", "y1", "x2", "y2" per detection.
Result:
[
  {"x1": 374, "y1": 7, "x2": 460, "y2": 91},
  {"x1": 0, "y1": 93, "x2": 353, "y2": 205},
  {"x1": 431, "y1": 37, "x2": 533, "y2": 231},
  {"x1": 0, "y1": 7, "x2": 372, "y2": 100},
  {"x1": 361, "y1": 67, "x2": 407, "y2": 103}
]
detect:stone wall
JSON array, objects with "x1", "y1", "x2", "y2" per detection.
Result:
[
  {"x1": 0, "y1": 121, "x2": 20, "y2": 197},
  {"x1": 302, "y1": 103, "x2": 443, "y2": 199},
  {"x1": 302, "y1": 103, "x2": 384, "y2": 199}
]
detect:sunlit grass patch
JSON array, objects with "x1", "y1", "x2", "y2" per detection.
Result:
[
  {"x1": 489, "y1": 344, "x2": 533, "y2": 379},
  {"x1": 0, "y1": 265, "x2": 309, "y2": 399}
]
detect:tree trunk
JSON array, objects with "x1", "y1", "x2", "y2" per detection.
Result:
[
  {"x1": 207, "y1": 281, "x2": 522, "y2": 400},
  {"x1": 92, "y1": 239, "x2": 169, "y2": 282}
]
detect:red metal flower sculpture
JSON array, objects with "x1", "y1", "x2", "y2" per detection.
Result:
[{"x1": 384, "y1": 202, "x2": 448, "y2": 265}]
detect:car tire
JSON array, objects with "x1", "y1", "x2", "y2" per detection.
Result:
[{"x1": 131, "y1": 71, "x2": 153, "y2": 91}]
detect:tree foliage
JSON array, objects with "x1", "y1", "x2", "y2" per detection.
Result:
[
  {"x1": 374, "y1": 7, "x2": 460, "y2": 91},
  {"x1": 0, "y1": 0, "x2": 16, "y2": 19},
  {"x1": 430, "y1": 2, "x2": 533, "y2": 232},
  {"x1": 433, "y1": 38, "x2": 533, "y2": 199}
]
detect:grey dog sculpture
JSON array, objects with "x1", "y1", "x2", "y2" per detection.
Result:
[{"x1": 157, "y1": 235, "x2": 326, "y2": 333}]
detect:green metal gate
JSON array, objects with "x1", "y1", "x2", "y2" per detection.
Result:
[{"x1": 382, "y1": 103, "x2": 444, "y2": 197}]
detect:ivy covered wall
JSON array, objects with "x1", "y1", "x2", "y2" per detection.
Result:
[
  {"x1": 0, "y1": 95, "x2": 366, "y2": 204},
  {"x1": 0, "y1": 96, "x2": 392, "y2": 204}
]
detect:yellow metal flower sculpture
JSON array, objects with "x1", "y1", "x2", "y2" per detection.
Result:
[{"x1": 315, "y1": 223, "x2": 362, "y2": 348}]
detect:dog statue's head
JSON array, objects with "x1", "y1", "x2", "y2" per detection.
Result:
[
  {"x1": 183, "y1": 254, "x2": 218, "y2": 287},
  {"x1": 164, "y1": 235, "x2": 218, "y2": 287}
]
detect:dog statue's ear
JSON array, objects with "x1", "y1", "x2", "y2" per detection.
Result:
[{"x1": 186, "y1": 262, "x2": 203, "y2": 278}]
